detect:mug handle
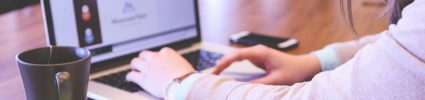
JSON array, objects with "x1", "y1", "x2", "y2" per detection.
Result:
[{"x1": 55, "y1": 72, "x2": 71, "y2": 100}]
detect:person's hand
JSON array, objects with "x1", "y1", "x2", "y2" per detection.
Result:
[
  {"x1": 126, "y1": 47, "x2": 195, "y2": 98},
  {"x1": 213, "y1": 45, "x2": 321, "y2": 85}
]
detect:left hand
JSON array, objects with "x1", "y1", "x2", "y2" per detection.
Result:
[
  {"x1": 126, "y1": 47, "x2": 195, "y2": 98},
  {"x1": 213, "y1": 45, "x2": 321, "y2": 85}
]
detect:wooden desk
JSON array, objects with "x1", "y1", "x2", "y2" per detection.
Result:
[{"x1": 0, "y1": 0, "x2": 388, "y2": 99}]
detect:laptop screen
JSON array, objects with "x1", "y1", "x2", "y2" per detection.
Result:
[{"x1": 42, "y1": 0, "x2": 199, "y2": 63}]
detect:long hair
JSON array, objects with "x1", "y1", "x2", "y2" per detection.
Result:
[
  {"x1": 384, "y1": 0, "x2": 414, "y2": 24},
  {"x1": 340, "y1": 0, "x2": 414, "y2": 36}
]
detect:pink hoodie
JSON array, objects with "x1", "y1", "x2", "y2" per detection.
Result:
[{"x1": 182, "y1": 0, "x2": 425, "y2": 99}]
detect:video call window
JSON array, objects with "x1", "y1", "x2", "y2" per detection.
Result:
[{"x1": 73, "y1": 0, "x2": 102, "y2": 47}]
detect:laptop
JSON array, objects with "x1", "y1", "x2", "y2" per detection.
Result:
[{"x1": 41, "y1": 0, "x2": 264, "y2": 99}]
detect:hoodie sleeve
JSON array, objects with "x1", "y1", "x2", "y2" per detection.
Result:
[{"x1": 312, "y1": 33, "x2": 382, "y2": 71}]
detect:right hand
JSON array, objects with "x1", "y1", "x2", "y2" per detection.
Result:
[
  {"x1": 125, "y1": 48, "x2": 195, "y2": 97},
  {"x1": 213, "y1": 45, "x2": 321, "y2": 85}
]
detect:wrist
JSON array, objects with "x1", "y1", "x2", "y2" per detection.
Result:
[
  {"x1": 298, "y1": 54, "x2": 321, "y2": 79},
  {"x1": 311, "y1": 48, "x2": 341, "y2": 71},
  {"x1": 165, "y1": 71, "x2": 198, "y2": 99},
  {"x1": 178, "y1": 71, "x2": 195, "y2": 81},
  {"x1": 305, "y1": 54, "x2": 321, "y2": 75}
]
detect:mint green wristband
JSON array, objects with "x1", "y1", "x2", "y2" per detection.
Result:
[{"x1": 312, "y1": 48, "x2": 341, "y2": 71}]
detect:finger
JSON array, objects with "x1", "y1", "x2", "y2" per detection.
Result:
[
  {"x1": 239, "y1": 45, "x2": 269, "y2": 67},
  {"x1": 212, "y1": 51, "x2": 244, "y2": 75},
  {"x1": 139, "y1": 50, "x2": 157, "y2": 61},
  {"x1": 126, "y1": 71, "x2": 143, "y2": 83},
  {"x1": 159, "y1": 47, "x2": 176, "y2": 55},
  {"x1": 131, "y1": 58, "x2": 148, "y2": 71},
  {"x1": 213, "y1": 45, "x2": 268, "y2": 75}
]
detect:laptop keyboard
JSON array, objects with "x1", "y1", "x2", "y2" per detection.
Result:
[
  {"x1": 183, "y1": 50, "x2": 223, "y2": 71},
  {"x1": 93, "y1": 69, "x2": 142, "y2": 92},
  {"x1": 93, "y1": 50, "x2": 222, "y2": 93}
]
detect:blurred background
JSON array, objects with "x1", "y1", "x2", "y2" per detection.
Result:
[
  {"x1": 0, "y1": 0, "x2": 38, "y2": 14},
  {"x1": 0, "y1": 0, "x2": 388, "y2": 99}
]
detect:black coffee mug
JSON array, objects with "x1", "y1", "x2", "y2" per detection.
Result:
[{"x1": 16, "y1": 46, "x2": 91, "y2": 100}]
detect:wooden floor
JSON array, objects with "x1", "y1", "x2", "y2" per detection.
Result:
[{"x1": 0, "y1": 0, "x2": 388, "y2": 99}]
